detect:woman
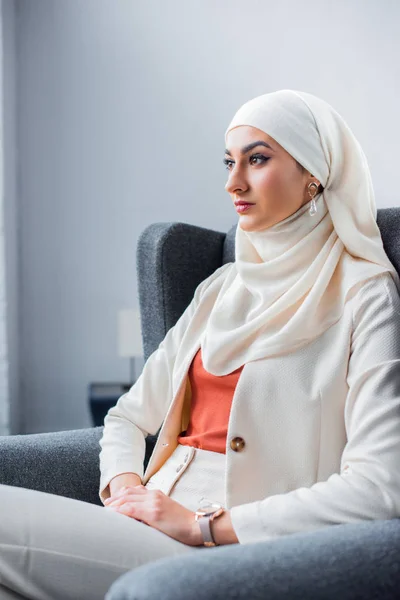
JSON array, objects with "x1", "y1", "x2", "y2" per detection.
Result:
[{"x1": 1, "y1": 89, "x2": 400, "y2": 600}]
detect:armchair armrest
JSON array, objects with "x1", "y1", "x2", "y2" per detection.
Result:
[
  {"x1": 0, "y1": 427, "x2": 157, "y2": 505},
  {"x1": 106, "y1": 518, "x2": 400, "y2": 600},
  {"x1": 0, "y1": 427, "x2": 105, "y2": 505}
]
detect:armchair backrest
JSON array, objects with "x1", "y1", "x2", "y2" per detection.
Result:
[{"x1": 137, "y1": 208, "x2": 400, "y2": 363}]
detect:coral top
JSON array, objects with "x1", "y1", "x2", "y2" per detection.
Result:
[{"x1": 177, "y1": 346, "x2": 244, "y2": 454}]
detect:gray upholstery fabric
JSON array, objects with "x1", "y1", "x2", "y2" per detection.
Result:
[
  {"x1": 106, "y1": 518, "x2": 400, "y2": 600},
  {"x1": 137, "y1": 222, "x2": 230, "y2": 362},
  {"x1": 0, "y1": 427, "x2": 157, "y2": 502},
  {"x1": 377, "y1": 207, "x2": 400, "y2": 269},
  {"x1": 0, "y1": 427, "x2": 105, "y2": 504}
]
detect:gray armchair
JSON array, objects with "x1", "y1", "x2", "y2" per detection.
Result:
[{"x1": 1, "y1": 211, "x2": 400, "y2": 599}]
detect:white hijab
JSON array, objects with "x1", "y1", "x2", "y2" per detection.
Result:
[{"x1": 200, "y1": 89, "x2": 400, "y2": 376}]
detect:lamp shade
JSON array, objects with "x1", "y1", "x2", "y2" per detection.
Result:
[{"x1": 117, "y1": 308, "x2": 143, "y2": 358}]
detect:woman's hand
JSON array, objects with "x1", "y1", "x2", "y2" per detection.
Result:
[
  {"x1": 108, "y1": 473, "x2": 142, "y2": 496},
  {"x1": 104, "y1": 485, "x2": 202, "y2": 546}
]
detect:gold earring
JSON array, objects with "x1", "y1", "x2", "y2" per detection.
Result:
[{"x1": 308, "y1": 181, "x2": 319, "y2": 216}]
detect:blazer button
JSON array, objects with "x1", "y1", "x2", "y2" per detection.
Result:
[{"x1": 230, "y1": 437, "x2": 245, "y2": 452}]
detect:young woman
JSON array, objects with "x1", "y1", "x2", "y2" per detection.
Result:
[{"x1": 1, "y1": 89, "x2": 400, "y2": 600}]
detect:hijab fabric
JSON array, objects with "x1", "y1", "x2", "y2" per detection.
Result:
[{"x1": 200, "y1": 89, "x2": 400, "y2": 376}]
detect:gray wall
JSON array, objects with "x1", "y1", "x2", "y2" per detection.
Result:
[
  {"x1": 13, "y1": 0, "x2": 400, "y2": 433},
  {"x1": 1, "y1": 0, "x2": 18, "y2": 434},
  {"x1": 0, "y1": 0, "x2": 8, "y2": 434}
]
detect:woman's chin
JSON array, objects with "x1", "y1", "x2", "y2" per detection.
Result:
[{"x1": 238, "y1": 215, "x2": 267, "y2": 232}]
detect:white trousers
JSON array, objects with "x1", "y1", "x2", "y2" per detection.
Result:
[{"x1": 0, "y1": 444, "x2": 227, "y2": 600}]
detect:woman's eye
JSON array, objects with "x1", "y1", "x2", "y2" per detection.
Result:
[
  {"x1": 249, "y1": 154, "x2": 268, "y2": 165},
  {"x1": 222, "y1": 154, "x2": 268, "y2": 170},
  {"x1": 223, "y1": 158, "x2": 234, "y2": 170}
]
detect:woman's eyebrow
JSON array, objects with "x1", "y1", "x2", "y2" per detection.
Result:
[{"x1": 224, "y1": 141, "x2": 275, "y2": 156}]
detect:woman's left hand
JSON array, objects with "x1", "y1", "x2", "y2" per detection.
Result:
[{"x1": 104, "y1": 485, "x2": 202, "y2": 546}]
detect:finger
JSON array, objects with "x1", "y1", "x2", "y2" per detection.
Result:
[
  {"x1": 106, "y1": 488, "x2": 148, "y2": 504},
  {"x1": 105, "y1": 493, "x2": 148, "y2": 507},
  {"x1": 105, "y1": 485, "x2": 147, "y2": 504},
  {"x1": 110, "y1": 502, "x2": 143, "y2": 521},
  {"x1": 107, "y1": 484, "x2": 145, "y2": 499},
  {"x1": 104, "y1": 488, "x2": 128, "y2": 503},
  {"x1": 118, "y1": 502, "x2": 151, "y2": 526}
]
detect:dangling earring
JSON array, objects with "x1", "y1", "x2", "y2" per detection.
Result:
[{"x1": 307, "y1": 181, "x2": 319, "y2": 216}]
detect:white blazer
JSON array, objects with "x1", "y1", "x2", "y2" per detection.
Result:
[{"x1": 99, "y1": 263, "x2": 400, "y2": 545}]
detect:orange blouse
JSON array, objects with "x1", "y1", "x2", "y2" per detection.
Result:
[{"x1": 177, "y1": 346, "x2": 244, "y2": 454}]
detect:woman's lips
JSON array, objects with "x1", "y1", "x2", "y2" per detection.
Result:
[{"x1": 235, "y1": 203, "x2": 254, "y2": 213}]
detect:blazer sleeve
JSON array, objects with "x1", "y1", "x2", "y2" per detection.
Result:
[
  {"x1": 230, "y1": 271, "x2": 400, "y2": 545},
  {"x1": 98, "y1": 263, "x2": 232, "y2": 504}
]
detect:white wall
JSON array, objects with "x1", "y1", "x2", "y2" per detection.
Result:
[{"x1": 14, "y1": 0, "x2": 400, "y2": 433}]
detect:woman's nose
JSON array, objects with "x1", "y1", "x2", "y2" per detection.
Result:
[{"x1": 225, "y1": 170, "x2": 248, "y2": 195}]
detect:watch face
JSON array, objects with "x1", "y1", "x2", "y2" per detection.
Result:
[{"x1": 197, "y1": 497, "x2": 222, "y2": 514}]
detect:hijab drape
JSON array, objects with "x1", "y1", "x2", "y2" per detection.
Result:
[{"x1": 200, "y1": 89, "x2": 400, "y2": 376}]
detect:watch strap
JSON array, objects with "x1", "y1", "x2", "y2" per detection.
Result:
[{"x1": 198, "y1": 515, "x2": 216, "y2": 547}]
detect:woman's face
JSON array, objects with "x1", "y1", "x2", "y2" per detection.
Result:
[{"x1": 224, "y1": 125, "x2": 320, "y2": 232}]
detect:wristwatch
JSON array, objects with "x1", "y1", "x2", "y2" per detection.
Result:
[{"x1": 194, "y1": 499, "x2": 225, "y2": 547}]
